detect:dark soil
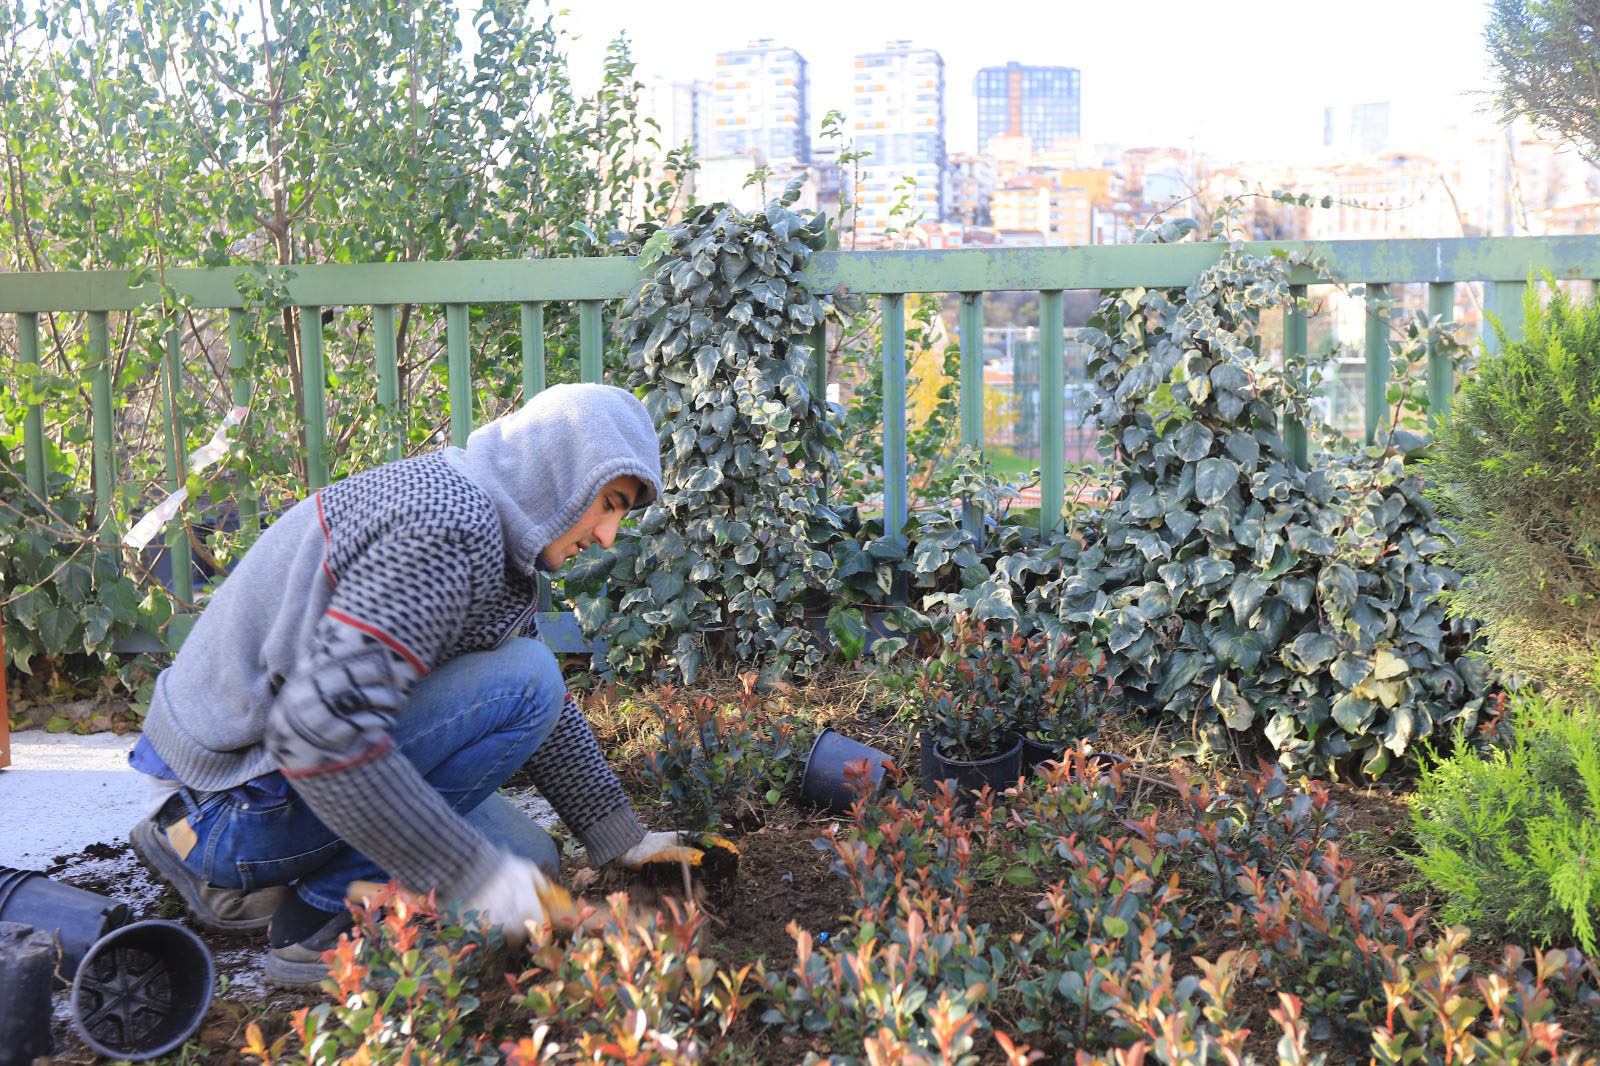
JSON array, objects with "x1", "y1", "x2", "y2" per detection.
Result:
[{"x1": 29, "y1": 702, "x2": 1597, "y2": 1064}]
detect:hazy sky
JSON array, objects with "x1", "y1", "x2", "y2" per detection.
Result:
[{"x1": 557, "y1": 0, "x2": 1499, "y2": 161}]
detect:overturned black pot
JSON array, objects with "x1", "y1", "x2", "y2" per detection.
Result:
[
  {"x1": 799, "y1": 729, "x2": 894, "y2": 811},
  {"x1": 0, "y1": 921, "x2": 57, "y2": 1066},
  {"x1": 919, "y1": 732, "x2": 1023, "y2": 801},
  {"x1": 71, "y1": 919, "x2": 215, "y2": 1062},
  {"x1": 0, "y1": 865, "x2": 129, "y2": 985}
]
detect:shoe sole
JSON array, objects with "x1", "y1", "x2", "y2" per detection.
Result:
[
  {"x1": 262, "y1": 952, "x2": 332, "y2": 990},
  {"x1": 130, "y1": 818, "x2": 273, "y2": 934}
]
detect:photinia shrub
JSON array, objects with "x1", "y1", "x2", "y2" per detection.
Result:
[{"x1": 643, "y1": 675, "x2": 809, "y2": 834}]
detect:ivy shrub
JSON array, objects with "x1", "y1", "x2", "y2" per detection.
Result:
[
  {"x1": 567, "y1": 181, "x2": 840, "y2": 684},
  {"x1": 1424, "y1": 282, "x2": 1600, "y2": 702},
  {"x1": 0, "y1": 465, "x2": 168, "y2": 703},
  {"x1": 1410, "y1": 687, "x2": 1600, "y2": 955},
  {"x1": 1045, "y1": 233, "x2": 1487, "y2": 774}
]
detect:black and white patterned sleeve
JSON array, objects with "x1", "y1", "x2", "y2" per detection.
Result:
[{"x1": 264, "y1": 527, "x2": 503, "y2": 903}]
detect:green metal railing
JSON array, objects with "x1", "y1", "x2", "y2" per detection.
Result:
[{"x1": 6, "y1": 236, "x2": 1600, "y2": 615}]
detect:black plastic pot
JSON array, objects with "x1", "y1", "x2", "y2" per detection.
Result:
[
  {"x1": 1020, "y1": 738, "x2": 1126, "y2": 775},
  {"x1": 0, "y1": 865, "x2": 129, "y2": 985},
  {"x1": 0, "y1": 921, "x2": 56, "y2": 1066},
  {"x1": 71, "y1": 919, "x2": 216, "y2": 1062},
  {"x1": 800, "y1": 728, "x2": 894, "y2": 810},
  {"x1": 920, "y1": 732, "x2": 1023, "y2": 800},
  {"x1": 1021, "y1": 742, "x2": 1129, "y2": 780}
]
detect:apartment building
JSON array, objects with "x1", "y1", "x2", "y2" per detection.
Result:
[
  {"x1": 947, "y1": 152, "x2": 996, "y2": 226},
  {"x1": 991, "y1": 178, "x2": 1093, "y2": 245},
  {"x1": 850, "y1": 41, "x2": 947, "y2": 240},
  {"x1": 974, "y1": 62, "x2": 1081, "y2": 154},
  {"x1": 709, "y1": 40, "x2": 810, "y2": 164}
]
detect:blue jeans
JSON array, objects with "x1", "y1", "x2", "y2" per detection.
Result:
[{"x1": 168, "y1": 638, "x2": 566, "y2": 912}]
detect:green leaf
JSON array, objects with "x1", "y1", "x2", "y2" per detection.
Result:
[
  {"x1": 1211, "y1": 627, "x2": 1268, "y2": 672},
  {"x1": 1318, "y1": 562, "x2": 1358, "y2": 617},
  {"x1": 1224, "y1": 431, "x2": 1260, "y2": 468},
  {"x1": 1331, "y1": 692, "x2": 1376, "y2": 734},
  {"x1": 1003, "y1": 865, "x2": 1039, "y2": 887},
  {"x1": 1331, "y1": 651, "x2": 1372, "y2": 689},
  {"x1": 1102, "y1": 915, "x2": 1130, "y2": 938},
  {"x1": 1227, "y1": 575, "x2": 1269, "y2": 626},
  {"x1": 1171, "y1": 422, "x2": 1214, "y2": 461},
  {"x1": 1286, "y1": 632, "x2": 1339, "y2": 672},
  {"x1": 1265, "y1": 709, "x2": 1299, "y2": 749},
  {"x1": 1195, "y1": 457, "x2": 1239, "y2": 505},
  {"x1": 1212, "y1": 674, "x2": 1255, "y2": 728}
]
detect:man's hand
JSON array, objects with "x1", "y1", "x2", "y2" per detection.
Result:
[
  {"x1": 460, "y1": 854, "x2": 578, "y2": 945},
  {"x1": 615, "y1": 830, "x2": 703, "y2": 870}
]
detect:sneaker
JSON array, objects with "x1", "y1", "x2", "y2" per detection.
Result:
[
  {"x1": 130, "y1": 815, "x2": 288, "y2": 934},
  {"x1": 263, "y1": 905, "x2": 354, "y2": 990}
]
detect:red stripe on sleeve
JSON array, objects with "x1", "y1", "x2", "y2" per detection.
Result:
[
  {"x1": 280, "y1": 734, "x2": 395, "y2": 779},
  {"x1": 326, "y1": 608, "x2": 429, "y2": 675},
  {"x1": 315, "y1": 493, "x2": 338, "y2": 588}
]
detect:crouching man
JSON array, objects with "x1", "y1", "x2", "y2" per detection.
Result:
[{"x1": 128, "y1": 383, "x2": 683, "y2": 987}]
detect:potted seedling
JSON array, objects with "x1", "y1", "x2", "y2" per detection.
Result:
[
  {"x1": 1007, "y1": 635, "x2": 1115, "y2": 774},
  {"x1": 915, "y1": 618, "x2": 1023, "y2": 798}
]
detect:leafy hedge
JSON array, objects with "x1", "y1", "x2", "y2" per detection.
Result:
[
  {"x1": 566, "y1": 181, "x2": 840, "y2": 684},
  {"x1": 1054, "y1": 240, "x2": 1488, "y2": 773}
]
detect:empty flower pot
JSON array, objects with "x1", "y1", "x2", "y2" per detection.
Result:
[
  {"x1": 800, "y1": 728, "x2": 894, "y2": 810},
  {"x1": 1021, "y1": 739, "x2": 1125, "y2": 776},
  {"x1": 920, "y1": 732, "x2": 1023, "y2": 801},
  {"x1": 71, "y1": 919, "x2": 215, "y2": 1062},
  {"x1": 0, "y1": 865, "x2": 129, "y2": 985}
]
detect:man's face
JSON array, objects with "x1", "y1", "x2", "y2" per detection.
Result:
[{"x1": 539, "y1": 474, "x2": 644, "y2": 570}]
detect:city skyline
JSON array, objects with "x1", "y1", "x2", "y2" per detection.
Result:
[{"x1": 559, "y1": 0, "x2": 1498, "y2": 163}]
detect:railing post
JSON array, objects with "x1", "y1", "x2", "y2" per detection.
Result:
[
  {"x1": 18, "y1": 312, "x2": 44, "y2": 501},
  {"x1": 882, "y1": 294, "x2": 907, "y2": 544},
  {"x1": 227, "y1": 310, "x2": 256, "y2": 534},
  {"x1": 1039, "y1": 290, "x2": 1064, "y2": 532},
  {"x1": 1364, "y1": 284, "x2": 1389, "y2": 445},
  {"x1": 579, "y1": 300, "x2": 604, "y2": 384},
  {"x1": 521, "y1": 302, "x2": 546, "y2": 399},
  {"x1": 446, "y1": 302, "x2": 472, "y2": 446},
  {"x1": 519, "y1": 302, "x2": 554, "y2": 613},
  {"x1": 373, "y1": 304, "x2": 403, "y2": 463},
  {"x1": 1426, "y1": 283, "x2": 1455, "y2": 430},
  {"x1": 959, "y1": 291, "x2": 985, "y2": 535},
  {"x1": 1283, "y1": 286, "x2": 1309, "y2": 468},
  {"x1": 299, "y1": 306, "x2": 328, "y2": 489},
  {"x1": 1485, "y1": 280, "x2": 1527, "y2": 354},
  {"x1": 89, "y1": 311, "x2": 114, "y2": 530},
  {"x1": 163, "y1": 324, "x2": 192, "y2": 604}
]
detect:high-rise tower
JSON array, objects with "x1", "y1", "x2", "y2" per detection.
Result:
[
  {"x1": 851, "y1": 40, "x2": 947, "y2": 239},
  {"x1": 974, "y1": 62, "x2": 1081, "y2": 154},
  {"x1": 709, "y1": 40, "x2": 810, "y2": 164}
]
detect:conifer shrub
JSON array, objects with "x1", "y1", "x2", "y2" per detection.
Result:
[
  {"x1": 1424, "y1": 283, "x2": 1600, "y2": 701},
  {"x1": 1409, "y1": 687, "x2": 1600, "y2": 955}
]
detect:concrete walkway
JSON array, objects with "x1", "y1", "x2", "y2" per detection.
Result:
[
  {"x1": 0, "y1": 729, "x2": 560, "y2": 873},
  {"x1": 0, "y1": 731, "x2": 145, "y2": 871}
]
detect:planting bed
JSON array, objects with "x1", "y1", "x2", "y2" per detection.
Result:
[{"x1": 30, "y1": 683, "x2": 1600, "y2": 1064}]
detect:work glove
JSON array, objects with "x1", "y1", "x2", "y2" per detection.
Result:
[
  {"x1": 615, "y1": 830, "x2": 704, "y2": 870},
  {"x1": 459, "y1": 853, "x2": 578, "y2": 946}
]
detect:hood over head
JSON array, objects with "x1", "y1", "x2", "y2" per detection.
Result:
[{"x1": 444, "y1": 383, "x2": 662, "y2": 575}]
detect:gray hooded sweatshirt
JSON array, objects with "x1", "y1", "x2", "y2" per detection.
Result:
[{"x1": 139, "y1": 384, "x2": 663, "y2": 903}]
